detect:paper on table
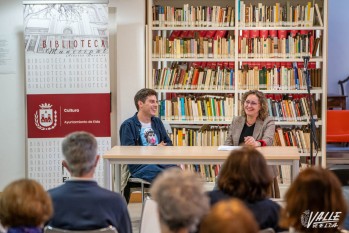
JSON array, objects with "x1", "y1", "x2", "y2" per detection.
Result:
[{"x1": 217, "y1": 146, "x2": 242, "y2": 151}]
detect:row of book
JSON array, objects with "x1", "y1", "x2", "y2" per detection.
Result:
[
  {"x1": 158, "y1": 93, "x2": 320, "y2": 123},
  {"x1": 239, "y1": 1, "x2": 323, "y2": 27},
  {"x1": 169, "y1": 125, "x2": 318, "y2": 154},
  {"x1": 274, "y1": 126, "x2": 319, "y2": 153},
  {"x1": 152, "y1": 66, "x2": 234, "y2": 90},
  {"x1": 266, "y1": 97, "x2": 318, "y2": 122},
  {"x1": 151, "y1": 2, "x2": 324, "y2": 28},
  {"x1": 152, "y1": 34, "x2": 235, "y2": 59},
  {"x1": 152, "y1": 60, "x2": 322, "y2": 90},
  {"x1": 237, "y1": 64, "x2": 322, "y2": 90},
  {"x1": 159, "y1": 95, "x2": 235, "y2": 122},
  {"x1": 238, "y1": 31, "x2": 322, "y2": 58},
  {"x1": 152, "y1": 5, "x2": 235, "y2": 27}
]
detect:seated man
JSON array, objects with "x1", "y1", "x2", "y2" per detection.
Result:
[
  {"x1": 120, "y1": 88, "x2": 176, "y2": 202},
  {"x1": 47, "y1": 131, "x2": 132, "y2": 233}
]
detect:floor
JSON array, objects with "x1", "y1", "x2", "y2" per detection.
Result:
[{"x1": 128, "y1": 202, "x2": 143, "y2": 233}]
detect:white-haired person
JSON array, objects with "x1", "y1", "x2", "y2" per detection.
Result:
[
  {"x1": 150, "y1": 168, "x2": 210, "y2": 233},
  {"x1": 47, "y1": 131, "x2": 132, "y2": 233}
]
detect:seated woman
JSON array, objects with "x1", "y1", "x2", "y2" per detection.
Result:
[
  {"x1": 199, "y1": 198, "x2": 259, "y2": 233},
  {"x1": 208, "y1": 147, "x2": 281, "y2": 231},
  {"x1": 224, "y1": 90, "x2": 279, "y2": 197},
  {"x1": 279, "y1": 167, "x2": 347, "y2": 233},
  {"x1": 0, "y1": 179, "x2": 53, "y2": 233},
  {"x1": 150, "y1": 168, "x2": 209, "y2": 233}
]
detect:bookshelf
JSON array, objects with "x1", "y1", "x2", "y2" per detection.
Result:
[{"x1": 146, "y1": 0, "x2": 327, "y2": 173}]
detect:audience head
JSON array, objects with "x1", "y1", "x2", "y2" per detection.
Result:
[
  {"x1": 0, "y1": 179, "x2": 53, "y2": 228},
  {"x1": 134, "y1": 88, "x2": 158, "y2": 111},
  {"x1": 241, "y1": 90, "x2": 268, "y2": 120},
  {"x1": 199, "y1": 198, "x2": 259, "y2": 233},
  {"x1": 280, "y1": 167, "x2": 347, "y2": 233},
  {"x1": 218, "y1": 147, "x2": 272, "y2": 202},
  {"x1": 62, "y1": 131, "x2": 98, "y2": 177},
  {"x1": 150, "y1": 168, "x2": 209, "y2": 233}
]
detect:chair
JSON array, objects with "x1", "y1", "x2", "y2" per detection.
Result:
[
  {"x1": 121, "y1": 165, "x2": 150, "y2": 205},
  {"x1": 44, "y1": 226, "x2": 118, "y2": 233},
  {"x1": 139, "y1": 199, "x2": 161, "y2": 233},
  {"x1": 128, "y1": 177, "x2": 151, "y2": 204},
  {"x1": 258, "y1": 228, "x2": 275, "y2": 233},
  {"x1": 326, "y1": 110, "x2": 349, "y2": 143},
  {"x1": 330, "y1": 168, "x2": 349, "y2": 186},
  {"x1": 338, "y1": 76, "x2": 349, "y2": 97}
]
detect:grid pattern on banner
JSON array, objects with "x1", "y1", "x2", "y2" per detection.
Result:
[
  {"x1": 26, "y1": 53, "x2": 110, "y2": 94},
  {"x1": 28, "y1": 137, "x2": 111, "y2": 190}
]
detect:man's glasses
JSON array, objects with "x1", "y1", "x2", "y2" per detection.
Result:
[{"x1": 244, "y1": 100, "x2": 259, "y2": 106}]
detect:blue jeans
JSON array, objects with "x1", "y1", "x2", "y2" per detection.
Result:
[{"x1": 128, "y1": 164, "x2": 177, "y2": 183}]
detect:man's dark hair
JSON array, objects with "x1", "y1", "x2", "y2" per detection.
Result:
[{"x1": 134, "y1": 88, "x2": 158, "y2": 110}]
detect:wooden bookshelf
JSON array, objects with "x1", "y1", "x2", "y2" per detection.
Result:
[{"x1": 146, "y1": 0, "x2": 328, "y2": 170}]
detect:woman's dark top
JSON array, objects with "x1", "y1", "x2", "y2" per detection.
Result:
[
  {"x1": 207, "y1": 190, "x2": 282, "y2": 232},
  {"x1": 238, "y1": 123, "x2": 255, "y2": 145}
]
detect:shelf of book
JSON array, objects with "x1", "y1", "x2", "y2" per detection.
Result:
[{"x1": 147, "y1": 0, "x2": 328, "y2": 171}]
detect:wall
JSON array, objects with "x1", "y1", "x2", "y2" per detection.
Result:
[
  {"x1": 328, "y1": 0, "x2": 349, "y2": 105},
  {"x1": 109, "y1": 0, "x2": 145, "y2": 145},
  {"x1": 0, "y1": 0, "x2": 26, "y2": 190},
  {"x1": 0, "y1": 0, "x2": 145, "y2": 190}
]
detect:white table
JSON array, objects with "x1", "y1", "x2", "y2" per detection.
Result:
[{"x1": 103, "y1": 146, "x2": 300, "y2": 192}]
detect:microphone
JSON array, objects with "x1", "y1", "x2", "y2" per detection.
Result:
[{"x1": 303, "y1": 56, "x2": 310, "y2": 70}]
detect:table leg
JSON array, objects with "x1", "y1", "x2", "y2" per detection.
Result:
[
  {"x1": 292, "y1": 159, "x2": 299, "y2": 182},
  {"x1": 114, "y1": 164, "x2": 121, "y2": 193},
  {"x1": 103, "y1": 158, "x2": 111, "y2": 190}
]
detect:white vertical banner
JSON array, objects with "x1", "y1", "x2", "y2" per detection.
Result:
[{"x1": 24, "y1": 3, "x2": 111, "y2": 189}]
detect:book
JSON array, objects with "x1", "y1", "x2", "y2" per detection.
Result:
[{"x1": 314, "y1": 3, "x2": 323, "y2": 26}]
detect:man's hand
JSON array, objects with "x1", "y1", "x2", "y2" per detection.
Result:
[{"x1": 157, "y1": 141, "x2": 167, "y2": 146}]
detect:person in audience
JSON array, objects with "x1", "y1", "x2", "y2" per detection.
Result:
[
  {"x1": 279, "y1": 167, "x2": 347, "y2": 233},
  {"x1": 0, "y1": 179, "x2": 52, "y2": 233},
  {"x1": 224, "y1": 90, "x2": 279, "y2": 197},
  {"x1": 199, "y1": 198, "x2": 259, "y2": 233},
  {"x1": 150, "y1": 168, "x2": 210, "y2": 233},
  {"x1": 120, "y1": 88, "x2": 176, "y2": 202},
  {"x1": 47, "y1": 131, "x2": 132, "y2": 233},
  {"x1": 208, "y1": 147, "x2": 281, "y2": 231}
]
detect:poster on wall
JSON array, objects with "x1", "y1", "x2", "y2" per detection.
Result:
[{"x1": 24, "y1": 3, "x2": 110, "y2": 189}]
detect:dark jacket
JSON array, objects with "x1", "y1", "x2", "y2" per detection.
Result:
[
  {"x1": 48, "y1": 180, "x2": 132, "y2": 233},
  {"x1": 119, "y1": 112, "x2": 173, "y2": 181},
  {"x1": 208, "y1": 190, "x2": 282, "y2": 232}
]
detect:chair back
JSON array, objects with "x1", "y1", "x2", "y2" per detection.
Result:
[
  {"x1": 330, "y1": 169, "x2": 349, "y2": 186},
  {"x1": 139, "y1": 199, "x2": 161, "y2": 233},
  {"x1": 44, "y1": 226, "x2": 118, "y2": 233},
  {"x1": 259, "y1": 228, "x2": 275, "y2": 233},
  {"x1": 338, "y1": 76, "x2": 349, "y2": 96},
  {"x1": 326, "y1": 110, "x2": 349, "y2": 142}
]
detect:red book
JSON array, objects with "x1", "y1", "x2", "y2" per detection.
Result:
[
  {"x1": 205, "y1": 30, "x2": 216, "y2": 38},
  {"x1": 290, "y1": 30, "x2": 299, "y2": 37},
  {"x1": 250, "y1": 30, "x2": 260, "y2": 38},
  {"x1": 278, "y1": 30, "x2": 287, "y2": 39},
  {"x1": 269, "y1": 30, "x2": 277, "y2": 38},
  {"x1": 214, "y1": 30, "x2": 227, "y2": 39},
  {"x1": 260, "y1": 30, "x2": 268, "y2": 39},
  {"x1": 169, "y1": 30, "x2": 182, "y2": 41},
  {"x1": 199, "y1": 30, "x2": 207, "y2": 38},
  {"x1": 242, "y1": 30, "x2": 250, "y2": 38}
]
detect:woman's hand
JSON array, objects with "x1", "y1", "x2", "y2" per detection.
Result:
[{"x1": 244, "y1": 136, "x2": 260, "y2": 147}]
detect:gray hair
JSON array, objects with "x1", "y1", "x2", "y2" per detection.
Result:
[
  {"x1": 150, "y1": 168, "x2": 210, "y2": 232},
  {"x1": 62, "y1": 131, "x2": 97, "y2": 177}
]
